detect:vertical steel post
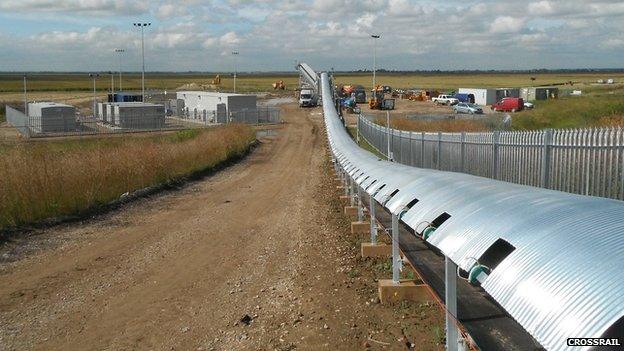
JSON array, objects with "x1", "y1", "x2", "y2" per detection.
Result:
[
  {"x1": 541, "y1": 129, "x2": 553, "y2": 188},
  {"x1": 492, "y1": 130, "x2": 500, "y2": 179},
  {"x1": 460, "y1": 132, "x2": 466, "y2": 173},
  {"x1": 445, "y1": 256, "x2": 459, "y2": 351},
  {"x1": 349, "y1": 176, "x2": 355, "y2": 206},
  {"x1": 386, "y1": 111, "x2": 391, "y2": 161},
  {"x1": 392, "y1": 213, "x2": 400, "y2": 284},
  {"x1": 23, "y1": 74, "x2": 27, "y2": 116},
  {"x1": 140, "y1": 26, "x2": 145, "y2": 100},
  {"x1": 421, "y1": 132, "x2": 425, "y2": 168},
  {"x1": 437, "y1": 132, "x2": 442, "y2": 170},
  {"x1": 357, "y1": 113, "x2": 360, "y2": 144},
  {"x1": 370, "y1": 193, "x2": 377, "y2": 245},
  {"x1": 357, "y1": 186, "x2": 363, "y2": 221}
]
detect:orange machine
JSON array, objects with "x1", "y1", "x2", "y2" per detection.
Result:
[{"x1": 272, "y1": 80, "x2": 285, "y2": 90}]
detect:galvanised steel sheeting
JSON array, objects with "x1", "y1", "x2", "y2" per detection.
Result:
[{"x1": 320, "y1": 71, "x2": 624, "y2": 351}]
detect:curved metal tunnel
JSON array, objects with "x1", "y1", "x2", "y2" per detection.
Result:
[{"x1": 320, "y1": 71, "x2": 624, "y2": 350}]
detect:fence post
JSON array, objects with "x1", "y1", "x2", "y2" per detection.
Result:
[
  {"x1": 437, "y1": 132, "x2": 442, "y2": 170},
  {"x1": 460, "y1": 132, "x2": 466, "y2": 172},
  {"x1": 541, "y1": 129, "x2": 553, "y2": 188},
  {"x1": 421, "y1": 132, "x2": 425, "y2": 168},
  {"x1": 355, "y1": 114, "x2": 362, "y2": 145},
  {"x1": 386, "y1": 111, "x2": 392, "y2": 161},
  {"x1": 492, "y1": 130, "x2": 500, "y2": 179}
]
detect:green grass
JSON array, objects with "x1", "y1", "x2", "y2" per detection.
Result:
[
  {"x1": 346, "y1": 126, "x2": 385, "y2": 158},
  {"x1": 513, "y1": 94, "x2": 624, "y2": 130},
  {"x1": 333, "y1": 72, "x2": 624, "y2": 91},
  {"x1": 2, "y1": 72, "x2": 623, "y2": 94}
]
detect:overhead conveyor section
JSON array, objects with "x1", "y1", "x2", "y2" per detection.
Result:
[
  {"x1": 297, "y1": 62, "x2": 319, "y2": 92},
  {"x1": 320, "y1": 71, "x2": 624, "y2": 351}
]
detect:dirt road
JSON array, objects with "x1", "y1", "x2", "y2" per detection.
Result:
[{"x1": 0, "y1": 103, "x2": 443, "y2": 351}]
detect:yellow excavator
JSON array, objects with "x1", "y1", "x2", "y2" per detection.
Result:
[
  {"x1": 369, "y1": 85, "x2": 395, "y2": 110},
  {"x1": 272, "y1": 80, "x2": 285, "y2": 90},
  {"x1": 211, "y1": 75, "x2": 221, "y2": 85}
]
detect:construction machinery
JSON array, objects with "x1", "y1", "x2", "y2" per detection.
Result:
[
  {"x1": 272, "y1": 80, "x2": 285, "y2": 90},
  {"x1": 211, "y1": 75, "x2": 221, "y2": 85},
  {"x1": 369, "y1": 85, "x2": 395, "y2": 110}
]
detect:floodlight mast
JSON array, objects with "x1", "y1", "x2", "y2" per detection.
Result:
[
  {"x1": 133, "y1": 23, "x2": 151, "y2": 101},
  {"x1": 371, "y1": 34, "x2": 380, "y2": 90},
  {"x1": 232, "y1": 50, "x2": 239, "y2": 93},
  {"x1": 114, "y1": 48, "x2": 125, "y2": 92}
]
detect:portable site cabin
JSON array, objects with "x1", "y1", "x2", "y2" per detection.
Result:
[
  {"x1": 458, "y1": 88, "x2": 520, "y2": 106},
  {"x1": 27, "y1": 102, "x2": 76, "y2": 133},
  {"x1": 520, "y1": 87, "x2": 559, "y2": 101},
  {"x1": 111, "y1": 102, "x2": 165, "y2": 129},
  {"x1": 108, "y1": 92, "x2": 143, "y2": 103},
  {"x1": 176, "y1": 91, "x2": 256, "y2": 122}
]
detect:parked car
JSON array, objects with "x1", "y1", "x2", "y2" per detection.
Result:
[
  {"x1": 432, "y1": 94, "x2": 459, "y2": 105},
  {"x1": 491, "y1": 97, "x2": 524, "y2": 112},
  {"x1": 453, "y1": 103, "x2": 483, "y2": 114},
  {"x1": 523, "y1": 101, "x2": 534, "y2": 109}
]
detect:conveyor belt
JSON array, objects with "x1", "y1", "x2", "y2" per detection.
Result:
[{"x1": 362, "y1": 195, "x2": 544, "y2": 350}]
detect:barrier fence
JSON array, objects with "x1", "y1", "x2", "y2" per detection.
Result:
[{"x1": 358, "y1": 114, "x2": 624, "y2": 200}]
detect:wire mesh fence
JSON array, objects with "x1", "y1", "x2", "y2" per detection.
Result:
[
  {"x1": 3, "y1": 105, "x2": 281, "y2": 139},
  {"x1": 358, "y1": 114, "x2": 624, "y2": 200}
]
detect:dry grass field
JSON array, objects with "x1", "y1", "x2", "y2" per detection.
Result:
[{"x1": 0, "y1": 125, "x2": 255, "y2": 230}]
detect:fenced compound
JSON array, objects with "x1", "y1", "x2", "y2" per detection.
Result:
[
  {"x1": 3, "y1": 105, "x2": 281, "y2": 139},
  {"x1": 358, "y1": 114, "x2": 624, "y2": 200}
]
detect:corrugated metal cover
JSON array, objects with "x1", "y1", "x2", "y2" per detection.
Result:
[{"x1": 320, "y1": 72, "x2": 624, "y2": 351}]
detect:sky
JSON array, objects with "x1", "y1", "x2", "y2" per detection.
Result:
[{"x1": 0, "y1": 0, "x2": 623, "y2": 72}]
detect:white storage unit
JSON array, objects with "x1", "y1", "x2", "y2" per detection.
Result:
[
  {"x1": 105, "y1": 103, "x2": 114, "y2": 124},
  {"x1": 27, "y1": 102, "x2": 76, "y2": 133},
  {"x1": 458, "y1": 88, "x2": 520, "y2": 106},
  {"x1": 457, "y1": 88, "x2": 497, "y2": 106},
  {"x1": 112, "y1": 102, "x2": 165, "y2": 129},
  {"x1": 97, "y1": 102, "x2": 105, "y2": 121},
  {"x1": 176, "y1": 91, "x2": 256, "y2": 122}
]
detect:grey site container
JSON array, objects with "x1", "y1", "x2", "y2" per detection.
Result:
[
  {"x1": 113, "y1": 102, "x2": 165, "y2": 129},
  {"x1": 28, "y1": 102, "x2": 76, "y2": 133}
]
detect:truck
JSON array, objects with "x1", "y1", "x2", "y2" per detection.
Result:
[
  {"x1": 299, "y1": 88, "x2": 318, "y2": 107},
  {"x1": 432, "y1": 94, "x2": 459, "y2": 105},
  {"x1": 491, "y1": 97, "x2": 524, "y2": 112}
]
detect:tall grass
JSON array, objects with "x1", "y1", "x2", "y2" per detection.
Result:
[{"x1": 0, "y1": 125, "x2": 255, "y2": 230}]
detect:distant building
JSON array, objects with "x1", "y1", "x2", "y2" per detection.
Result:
[
  {"x1": 521, "y1": 87, "x2": 559, "y2": 101},
  {"x1": 176, "y1": 91, "x2": 256, "y2": 123},
  {"x1": 27, "y1": 102, "x2": 76, "y2": 133},
  {"x1": 457, "y1": 88, "x2": 519, "y2": 106}
]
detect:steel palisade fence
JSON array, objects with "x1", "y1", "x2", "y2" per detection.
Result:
[{"x1": 358, "y1": 114, "x2": 624, "y2": 200}]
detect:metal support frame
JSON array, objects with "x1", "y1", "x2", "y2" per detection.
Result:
[
  {"x1": 357, "y1": 186, "x2": 364, "y2": 221},
  {"x1": 370, "y1": 193, "x2": 377, "y2": 244},
  {"x1": 392, "y1": 213, "x2": 400, "y2": 284},
  {"x1": 445, "y1": 256, "x2": 463, "y2": 351}
]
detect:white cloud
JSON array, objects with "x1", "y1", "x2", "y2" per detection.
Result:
[
  {"x1": 1, "y1": 0, "x2": 624, "y2": 71},
  {"x1": 490, "y1": 16, "x2": 526, "y2": 33}
]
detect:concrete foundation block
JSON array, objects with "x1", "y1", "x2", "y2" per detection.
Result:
[
  {"x1": 361, "y1": 242, "x2": 391, "y2": 258},
  {"x1": 351, "y1": 221, "x2": 369, "y2": 234},
  {"x1": 378, "y1": 279, "x2": 433, "y2": 304},
  {"x1": 344, "y1": 206, "x2": 358, "y2": 217}
]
